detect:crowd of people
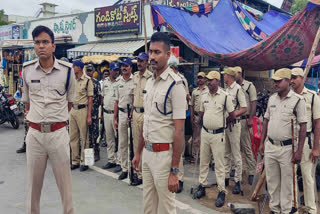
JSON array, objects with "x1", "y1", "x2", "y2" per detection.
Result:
[{"x1": 17, "y1": 25, "x2": 320, "y2": 214}]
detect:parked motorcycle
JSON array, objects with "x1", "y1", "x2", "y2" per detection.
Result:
[{"x1": 0, "y1": 85, "x2": 20, "y2": 129}]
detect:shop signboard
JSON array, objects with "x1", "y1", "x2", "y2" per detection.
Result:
[
  {"x1": 28, "y1": 16, "x2": 82, "y2": 42},
  {"x1": 0, "y1": 26, "x2": 12, "y2": 41},
  {"x1": 95, "y1": 1, "x2": 141, "y2": 36},
  {"x1": 168, "y1": 0, "x2": 198, "y2": 7},
  {"x1": 281, "y1": 0, "x2": 293, "y2": 12}
]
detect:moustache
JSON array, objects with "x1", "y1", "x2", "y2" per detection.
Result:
[{"x1": 150, "y1": 60, "x2": 157, "y2": 64}]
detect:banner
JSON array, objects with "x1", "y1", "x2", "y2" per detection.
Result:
[
  {"x1": 12, "y1": 25, "x2": 20, "y2": 39},
  {"x1": 95, "y1": 1, "x2": 141, "y2": 36},
  {"x1": 168, "y1": 0, "x2": 198, "y2": 7},
  {"x1": 281, "y1": 0, "x2": 293, "y2": 12}
]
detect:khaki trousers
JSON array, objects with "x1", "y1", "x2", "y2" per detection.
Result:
[
  {"x1": 240, "y1": 119, "x2": 256, "y2": 175},
  {"x1": 119, "y1": 111, "x2": 129, "y2": 172},
  {"x1": 142, "y1": 147, "x2": 176, "y2": 214},
  {"x1": 133, "y1": 111, "x2": 143, "y2": 178},
  {"x1": 199, "y1": 129, "x2": 226, "y2": 191},
  {"x1": 225, "y1": 122, "x2": 242, "y2": 182},
  {"x1": 265, "y1": 140, "x2": 293, "y2": 214},
  {"x1": 69, "y1": 108, "x2": 89, "y2": 165},
  {"x1": 301, "y1": 136, "x2": 317, "y2": 214},
  {"x1": 104, "y1": 112, "x2": 119, "y2": 164},
  {"x1": 26, "y1": 127, "x2": 74, "y2": 214}
]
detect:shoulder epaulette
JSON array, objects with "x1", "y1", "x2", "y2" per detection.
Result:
[
  {"x1": 168, "y1": 71, "x2": 182, "y2": 85},
  {"x1": 306, "y1": 89, "x2": 317, "y2": 96},
  {"x1": 57, "y1": 60, "x2": 72, "y2": 68},
  {"x1": 23, "y1": 59, "x2": 37, "y2": 67}
]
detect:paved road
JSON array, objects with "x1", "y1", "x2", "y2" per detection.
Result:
[{"x1": 0, "y1": 122, "x2": 219, "y2": 214}]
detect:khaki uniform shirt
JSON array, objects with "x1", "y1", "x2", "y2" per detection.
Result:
[
  {"x1": 21, "y1": 58, "x2": 75, "y2": 123},
  {"x1": 240, "y1": 80, "x2": 257, "y2": 116},
  {"x1": 133, "y1": 70, "x2": 152, "y2": 108},
  {"x1": 226, "y1": 81, "x2": 247, "y2": 119},
  {"x1": 102, "y1": 77, "x2": 119, "y2": 111},
  {"x1": 299, "y1": 87, "x2": 320, "y2": 132},
  {"x1": 200, "y1": 87, "x2": 234, "y2": 130},
  {"x1": 116, "y1": 74, "x2": 134, "y2": 108},
  {"x1": 191, "y1": 86, "x2": 208, "y2": 113},
  {"x1": 143, "y1": 67, "x2": 187, "y2": 143},
  {"x1": 73, "y1": 74, "x2": 94, "y2": 105},
  {"x1": 264, "y1": 90, "x2": 307, "y2": 141},
  {"x1": 177, "y1": 72, "x2": 189, "y2": 109}
]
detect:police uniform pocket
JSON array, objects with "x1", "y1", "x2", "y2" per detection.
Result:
[
  {"x1": 29, "y1": 82, "x2": 41, "y2": 93},
  {"x1": 154, "y1": 92, "x2": 172, "y2": 115}
]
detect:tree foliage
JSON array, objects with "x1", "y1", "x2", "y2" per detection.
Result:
[
  {"x1": 0, "y1": 9, "x2": 8, "y2": 26},
  {"x1": 290, "y1": 0, "x2": 308, "y2": 14}
]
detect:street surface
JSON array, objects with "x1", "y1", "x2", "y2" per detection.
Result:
[{"x1": 0, "y1": 122, "x2": 219, "y2": 214}]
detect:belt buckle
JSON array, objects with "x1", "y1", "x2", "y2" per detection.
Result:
[
  {"x1": 40, "y1": 123, "x2": 51, "y2": 133},
  {"x1": 73, "y1": 105, "x2": 78, "y2": 110},
  {"x1": 145, "y1": 143, "x2": 153, "y2": 152}
]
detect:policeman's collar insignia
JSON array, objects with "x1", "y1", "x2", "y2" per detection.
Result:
[{"x1": 31, "y1": 80, "x2": 40, "y2": 83}]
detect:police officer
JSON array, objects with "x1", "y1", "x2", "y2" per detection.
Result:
[
  {"x1": 234, "y1": 66, "x2": 257, "y2": 185},
  {"x1": 193, "y1": 71, "x2": 235, "y2": 207},
  {"x1": 132, "y1": 32, "x2": 186, "y2": 214},
  {"x1": 86, "y1": 64, "x2": 101, "y2": 162},
  {"x1": 101, "y1": 62, "x2": 121, "y2": 171},
  {"x1": 21, "y1": 25, "x2": 75, "y2": 214},
  {"x1": 291, "y1": 68, "x2": 320, "y2": 214},
  {"x1": 259, "y1": 68, "x2": 307, "y2": 214},
  {"x1": 190, "y1": 72, "x2": 208, "y2": 148},
  {"x1": 168, "y1": 55, "x2": 190, "y2": 193},
  {"x1": 222, "y1": 67, "x2": 247, "y2": 194},
  {"x1": 130, "y1": 53, "x2": 152, "y2": 186},
  {"x1": 114, "y1": 58, "x2": 134, "y2": 180},
  {"x1": 69, "y1": 60, "x2": 93, "y2": 172}
]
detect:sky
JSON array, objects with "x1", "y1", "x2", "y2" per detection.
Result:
[
  {"x1": 1, "y1": 0, "x2": 284, "y2": 17},
  {"x1": 1, "y1": 0, "x2": 118, "y2": 16}
]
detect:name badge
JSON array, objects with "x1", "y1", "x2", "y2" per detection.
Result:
[
  {"x1": 142, "y1": 90, "x2": 147, "y2": 94},
  {"x1": 204, "y1": 100, "x2": 209, "y2": 103},
  {"x1": 119, "y1": 85, "x2": 124, "y2": 88},
  {"x1": 31, "y1": 80, "x2": 40, "y2": 83},
  {"x1": 270, "y1": 105, "x2": 276, "y2": 108}
]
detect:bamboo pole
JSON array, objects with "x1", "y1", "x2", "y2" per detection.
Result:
[
  {"x1": 303, "y1": 25, "x2": 320, "y2": 81},
  {"x1": 141, "y1": 0, "x2": 148, "y2": 53}
]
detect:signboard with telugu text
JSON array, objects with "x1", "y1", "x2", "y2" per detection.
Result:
[{"x1": 95, "y1": 1, "x2": 141, "y2": 36}]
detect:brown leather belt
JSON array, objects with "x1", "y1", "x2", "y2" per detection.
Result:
[
  {"x1": 119, "y1": 107, "x2": 131, "y2": 113},
  {"x1": 103, "y1": 108, "x2": 114, "y2": 114},
  {"x1": 72, "y1": 104, "x2": 86, "y2": 110},
  {"x1": 29, "y1": 122, "x2": 66, "y2": 133},
  {"x1": 145, "y1": 142, "x2": 170, "y2": 152}
]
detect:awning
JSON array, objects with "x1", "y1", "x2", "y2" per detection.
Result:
[
  {"x1": 0, "y1": 39, "x2": 34, "y2": 48},
  {"x1": 67, "y1": 40, "x2": 147, "y2": 59}
]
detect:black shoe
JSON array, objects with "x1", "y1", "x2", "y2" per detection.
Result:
[
  {"x1": 94, "y1": 147, "x2": 100, "y2": 162},
  {"x1": 71, "y1": 164, "x2": 80, "y2": 170},
  {"x1": 80, "y1": 165, "x2": 89, "y2": 172},
  {"x1": 225, "y1": 178, "x2": 229, "y2": 187},
  {"x1": 131, "y1": 173, "x2": 143, "y2": 186},
  {"x1": 232, "y1": 181, "x2": 241, "y2": 194},
  {"x1": 193, "y1": 185, "x2": 205, "y2": 199},
  {"x1": 290, "y1": 207, "x2": 298, "y2": 214},
  {"x1": 16, "y1": 143, "x2": 26, "y2": 153},
  {"x1": 177, "y1": 181, "x2": 183, "y2": 193},
  {"x1": 113, "y1": 165, "x2": 122, "y2": 173},
  {"x1": 230, "y1": 169, "x2": 235, "y2": 177},
  {"x1": 215, "y1": 191, "x2": 225, "y2": 207},
  {"x1": 103, "y1": 162, "x2": 117, "y2": 169},
  {"x1": 118, "y1": 171, "x2": 128, "y2": 180},
  {"x1": 248, "y1": 175, "x2": 254, "y2": 185}
]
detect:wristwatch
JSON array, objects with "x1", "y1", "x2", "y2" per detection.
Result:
[{"x1": 170, "y1": 168, "x2": 179, "y2": 175}]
